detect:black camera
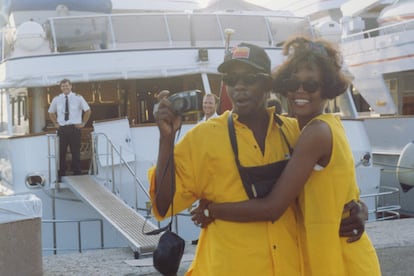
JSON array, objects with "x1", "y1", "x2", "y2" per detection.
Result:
[{"x1": 168, "y1": 90, "x2": 203, "y2": 115}]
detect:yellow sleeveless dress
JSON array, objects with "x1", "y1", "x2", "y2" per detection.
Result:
[{"x1": 297, "y1": 114, "x2": 381, "y2": 275}]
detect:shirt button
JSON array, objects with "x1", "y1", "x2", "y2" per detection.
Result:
[{"x1": 273, "y1": 245, "x2": 277, "y2": 250}]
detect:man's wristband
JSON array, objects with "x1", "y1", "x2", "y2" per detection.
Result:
[{"x1": 203, "y1": 202, "x2": 213, "y2": 218}]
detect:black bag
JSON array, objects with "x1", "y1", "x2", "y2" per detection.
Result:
[
  {"x1": 145, "y1": 151, "x2": 185, "y2": 276},
  {"x1": 146, "y1": 215, "x2": 185, "y2": 276},
  {"x1": 152, "y1": 226, "x2": 185, "y2": 276},
  {"x1": 228, "y1": 113, "x2": 293, "y2": 198},
  {"x1": 237, "y1": 159, "x2": 289, "y2": 198}
]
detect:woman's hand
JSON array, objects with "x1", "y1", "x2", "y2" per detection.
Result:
[
  {"x1": 191, "y1": 199, "x2": 215, "y2": 228},
  {"x1": 339, "y1": 200, "x2": 368, "y2": 242}
]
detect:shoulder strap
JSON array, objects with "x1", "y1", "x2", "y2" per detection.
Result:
[
  {"x1": 228, "y1": 112, "x2": 293, "y2": 199},
  {"x1": 274, "y1": 113, "x2": 293, "y2": 156},
  {"x1": 228, "y1": 113, "x2": 241, "y2": 166},
  {"x1": 228, "y1": 114, "x2": 254, "y2": 197}
]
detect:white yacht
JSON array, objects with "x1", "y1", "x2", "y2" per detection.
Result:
[{"x1": 0, "y1": 0, "x2": 391, "y2": 264}]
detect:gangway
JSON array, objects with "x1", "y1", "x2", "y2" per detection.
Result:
[{"x1": 63, "y1": 175, "x2": 160, "y2": 258}]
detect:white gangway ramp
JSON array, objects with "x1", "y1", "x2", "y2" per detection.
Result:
[{"x1": 64, "y1": 175, "x2": 161, "y2": 256}]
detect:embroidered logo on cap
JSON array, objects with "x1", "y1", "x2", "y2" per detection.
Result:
[{"x1": 231, "y1": 46, "x2": 250, "y2": 59}]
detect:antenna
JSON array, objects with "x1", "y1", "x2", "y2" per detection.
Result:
[
  {"x1": 218, "y1": 28, "x2": 235, "y2": 114},
  {"x1": 224, "y1": 28, "x2": 235, "y2": 58}
]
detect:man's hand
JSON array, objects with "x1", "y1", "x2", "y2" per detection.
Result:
[
  {"x1": 153, "y1": 92, "x2": 183, "y2": 217},
  {"x1": 155, "y1": 97, "x2": 182, "y2": 138},
  {"x1": 191, "y1": 199, "x2": 215, "y2": 228},
  {"x1": 339, "y1": 200, "x2": 368, "y2": 242}
]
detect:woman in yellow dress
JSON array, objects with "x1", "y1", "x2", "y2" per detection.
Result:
[{"x1": 192, "y1": 36, "x2": 381, "y2": 275}]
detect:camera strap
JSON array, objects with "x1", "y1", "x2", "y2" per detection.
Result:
[
  {"x1": 145, "y1": 150, "x2": 177, "y2": 235},
  {"x1": 145, "y1": 145, "x2": 185, "y2": 276}
]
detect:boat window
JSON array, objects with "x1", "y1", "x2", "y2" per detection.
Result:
[
  {"x1": 111, "y1": 15, "x2": 170, "y2": 48},
  {"x1": 11, "y1": 93, "x2": 29, "y2": 135},
  {"x1": 218, "y1": 15, "x2": 270, "y2": 47},
  {"x1": 383, "y1": 73, "x2": 414, "y2": 115},
  {"x1": 190, "y1": 15, "x2": 223, "y2": 47},
  {"x1": 49, "y1": 16, "x2": 110, "y2": 52},
  {"x1": 39, "y1": 13, "x2": 314, "y2": 56},
  {"x1": 0, "y1": 91, "x2": 8, "y2": 135},
  {"x1": 164, "y1": 15, "x2": 191, "y2": 46},
  {"x1": 0, "y1": 90, "x2": 29, "y2": 136},
  {"x1": 268, "y1": 17, "x2": 313, "y2": 46}
]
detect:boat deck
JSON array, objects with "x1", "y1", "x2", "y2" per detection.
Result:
[{"x1": 42, "y1": 218, "x2": 414, "y2": 275}]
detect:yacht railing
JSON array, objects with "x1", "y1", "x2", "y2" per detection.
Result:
[
  {"x1": 91, "y1": 132, "x2": 193, "y2": 233},
  {"x1": 42, "y1": 218, "x2": 104, "y2": 254},
  {"x1": 361, "y1": 186, "x2": 401, "y2": 221},
  {"x1": 46, "y1": 134, "x2": 59, "y2": 188},
  {"x1": 45, "y1": 133, "x2": 107, "y2": 254},
  {"x1": 1, "y1": 12, "x2": 312, "y2": 60},
  {"x1": 342, "y1": 18, "x2": 414, "y2": 42},
  {"x1": 91, "y1": 132, "x2": 148, "y2": 210},
  {"x1": 355, "y1": 152, "x2": 401, "y2": 221}
]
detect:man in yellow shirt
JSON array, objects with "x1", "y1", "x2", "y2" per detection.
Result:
[{"x1": 149, "y1": 43, "x2": 366, "y2": 275}]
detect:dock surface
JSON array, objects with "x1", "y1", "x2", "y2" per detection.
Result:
[{"x1": 43, "y1": 218, "x2": 414, "y2": 276}]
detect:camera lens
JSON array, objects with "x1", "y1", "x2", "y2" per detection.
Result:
[{"x1": 172, "y1": 98, "x2": 187, "y2": 113}]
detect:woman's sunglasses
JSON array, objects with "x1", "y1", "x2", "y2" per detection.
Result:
[
  {"x1": 283, "y1": 79, "x2": 321, "y2": 93},
  {"x1": 222, "y1": 73, "x2": 270, "y2": 86}
]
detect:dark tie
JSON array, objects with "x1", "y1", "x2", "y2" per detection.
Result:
[{"x1": 64, "y1": 95, "x2": 69, "y2": 121}]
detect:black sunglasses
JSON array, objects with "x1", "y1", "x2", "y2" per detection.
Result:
[
  {"x1": 222, "y1": 73, "x2": 270, "y2": 86},
  {"x1": 283, "y1": 79, "x2": 321, "y2": 93}
]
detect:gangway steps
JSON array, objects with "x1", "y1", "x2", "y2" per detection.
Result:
[{"x1": 63, "y1": 175, "x2": 160, "y2": 254}]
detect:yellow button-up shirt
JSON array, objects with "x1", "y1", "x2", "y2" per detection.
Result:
[{"x1": 149, "y1": 109, "x2": 302, "y2": 276}]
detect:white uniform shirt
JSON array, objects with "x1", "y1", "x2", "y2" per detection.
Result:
[
  {"x1": 48, "y1": 92, "x2": 90, "y2": 126},
  {"x1": 199, "y1": 112, "x2": 219, "y2": 123}
]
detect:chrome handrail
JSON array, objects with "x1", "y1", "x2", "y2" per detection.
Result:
[
  {"x1": 46, "y1": 133, "x2": 59, "y2": 188},
  {"x1": 42, "y1": 218, "x2": 104, "y2": 253},
  {"x1": 361, "y1": 185, "x2": 401, "y2": 221},
  {"x1": 90, "y1": 131, "x2": 192, "y2": 233},
  {"x1": 343, "y1": 18, "x2": 414, "y2": 42},
  {"x1": 91, "y1": 132, "x2": 149, "y2": 208}
]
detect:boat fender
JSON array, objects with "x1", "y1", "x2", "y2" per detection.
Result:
[{"x1": 397, "y1": 141, "x2": 414, "y2": 192}]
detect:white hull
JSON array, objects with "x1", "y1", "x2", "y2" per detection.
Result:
[
  {"x1": 361, "y1": 117, "x2": 414, "y2": 216},
  {"x1": 339, "y1": 2, "x2": 414, "y2": 216}
]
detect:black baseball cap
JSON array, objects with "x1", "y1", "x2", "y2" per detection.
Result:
[{"x1": 218, "y1": 43, "x2": 271, "y2": 74}]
